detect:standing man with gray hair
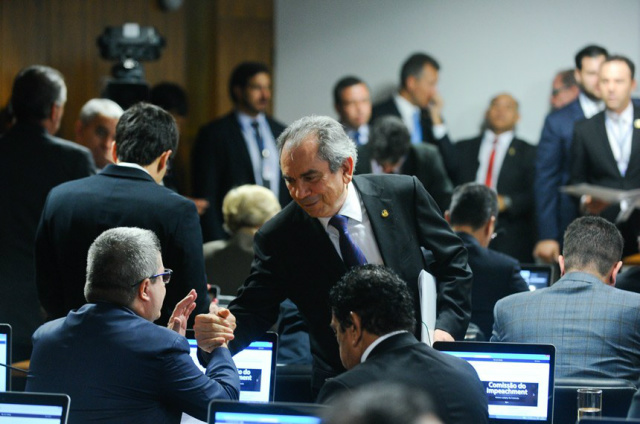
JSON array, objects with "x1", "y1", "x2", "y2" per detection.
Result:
[
  {"x1": 27, "y1": 227, "x2": 239, "y2": 422},
  {"x1": 36, "y1": 102, "x2": 209, "y2": 327},
  {"x1": 0, "y1": 65, "x2": 95, "y2": 361},
  {"x1": 75, "y1": 98, "x2": 124, "y2": 170},
  {"x1": 195, "y1": 115, "x2": 472, "y2": 396}
]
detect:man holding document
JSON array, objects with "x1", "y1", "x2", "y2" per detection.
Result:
[
  {"x1": 195, "y1": 115, "x2": 472, "y2": 395},
  {"x1": 570, "y1": 55, "x2": 640, "y2": 255}
]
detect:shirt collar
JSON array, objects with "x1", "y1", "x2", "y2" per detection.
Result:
[
  {"x1": 606, "y1": 101, "x2": 633, "y2": 124},
  {"x1": 361, "y1": 330, "x2": 409, "y2": 363},
  {"x1": 236, "y1": 111, "x2": 267, "y2": 129},
  {"x1": 394, "y1": 93, "x2": 420, "y2": 114},
  {"x1": 579, "y1": 92, "x2": 605, "y2": 119},
  {"x1": 482, "y1": 129, "x2": 514, "y2": 145},
  {"x1": 115, "y1": 162, "x2": 151, "y2": 176}
]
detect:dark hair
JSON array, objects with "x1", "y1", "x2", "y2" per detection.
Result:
[
  {"x1": 228, "y1": 61, "x2": 270, "y2": 103},
  {"x1": 557, "y1": 69, "x2": 577, "y2": 88},
  {"x1": 85, "y1": 227, "x2": 161, "y2": 307},
  {"x1": 10, "y1": 65, "x2": 66, "y2": 122},
  {"x1": 400, "y1": 53, "x2": 440, "y2": 88},
  {"x1": 150, "y1": 82, "x2": 188, "y2": 117},
  {"x1": 449, "y1": 183, "x2": 498, "y2": 230},
  {"x1": 369, "y1": 116, "x2": 411, "y2": 164},
  {"x1": 562, "y1": 216, "x2": 623, "y2": 276},
  {"x1": 329, "y1": 265, "x2": 415, "y2": 335},
  {"x1": 115, "y1": 102, "x2": 178, "y2": 166},
  {"x1": 603, "y1": 55, "x2": 636, "y2": 80},
  {"x1": 333, "y1": 76, "x2": 365, "y2": 106},
  {"x1": 322, "y1": 382, "x2": 437, "y2": 424},
  {"x1": 574, "y1": 45, "x2": 608, "y2": 70}
]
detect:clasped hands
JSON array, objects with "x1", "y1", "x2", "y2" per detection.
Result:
[{"x1": 166, "y1": 289, "x2": 236, "y2": 352}]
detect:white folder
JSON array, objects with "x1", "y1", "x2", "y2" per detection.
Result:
[{"x1": 418, "y1": 269, "x2": 437, "y2": 346}]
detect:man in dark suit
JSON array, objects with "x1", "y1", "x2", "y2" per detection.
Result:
[
  {"x1": 316, "y1": 265, "x2": 488, "y2": 423},
  {"x1": 27, "y1": 227, "x2": 239, "y2": 423},
  {"x1": 333, "y1": 76, "x2": 372, "y2": 146},
  {"x1": 493, "y1": 216, "x2": 640, "y2": 382},
  {"x1": 192, "y1": 62, "x2": 288, "y2": 242},
  {"x1": 449, "y1": 93, "x2": 536, "y2": 263},
  {"x1": 370, "y1": 53, "x2": 455, "y2": 175},
  {"x1": 0, "y1": 65, "x2": 95, "y2": 361},
  {"x1": 35, "y1": 103, "x2": 209, "y2": 327},
  {"x1": 444, "y1": 183, "x2": 529, "y2": 339},
  {"x1": 534, "y1": 45, "x2": 608, "y2": 264},
  {"x1": 194, "y1": 116, "x2": 472, "y2": 395},
  {"x1": 355, "y1": 115, "x2": 453, "y2": 211},
  {"x1": 570, "y1": 55, "x2": 640, "y2": 255}
]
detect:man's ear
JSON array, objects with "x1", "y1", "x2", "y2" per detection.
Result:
[
  {"x1": 609, "y1": 260, "x2": 623, "y2": 286},
  {"x1": 342, "y1": 157, "x2": 354, "y2": 184},
  {"x1": 138, "y1": 279, "x2": 151, "y2": 301},
  {"x1": 558, "y1": 255, "x2": 566, "y2": 276},
  {"x1": 111, "y1": 143, "x2": 119, "y2": 163},
  {"x1": 349, "y1": 311, "x2": 363, "y2": 346},
  {"x1": 157, "y1": 150, "x2": 172, "y2": 173}
]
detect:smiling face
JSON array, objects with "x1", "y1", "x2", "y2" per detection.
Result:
[{"x1": 280, "y1": 136, "x2": 353, "y2": 218}]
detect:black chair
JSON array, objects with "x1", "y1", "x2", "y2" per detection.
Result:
[
  {"x1": 273, "y1": 364, "x2": 314, "y2": 403},
  {"x1": 554, "y1": 378, "x2": 637, "y2": 424}
]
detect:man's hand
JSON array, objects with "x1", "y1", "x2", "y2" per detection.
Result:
[
  {"x1": 580, "y1": 195, "x2": 610, "y2": 215},
  {"x1": 533, "y1": 240, "x2": 560, "y2": 264},
  {"x1": 167, "y1": 289, "x2": 197, "y2": 336},
  {"x1": 433, "y1": 329, "x2": 454, "y2": 342},
  {"x1": 194, "y1": 304, "x2": 236, "y2": 352},
  {"x1": 428, "y1": 92, "x2": 444, "y2": 125},
  {"x1": 187, "y1": 197, "x2": 210, "y2": 216}
]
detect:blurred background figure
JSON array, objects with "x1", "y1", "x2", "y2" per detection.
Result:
[
  {"x1": 322, "y1": 382, "x2": 443, "y2": 424},
  {"x1": 333, "y1": 75, "x2": 372, "y2": 146},
  {"x1": 74, "y1": 98, "x2": 123, "y2": 170},
  {"x1": 203, "y1": 184, "x2": 281, "y2": 294},
  {"x1": 550, "y1": 68, "x2": 579, "y2": 110}
]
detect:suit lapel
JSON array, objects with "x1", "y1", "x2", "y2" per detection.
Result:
[
  {"x1": 352, "y1": 176, "x2": 398, "y2": 266},
  {"x1": 496, "y1": 137, "x2": 519, "y2": 189},
  {"x1": 595, "y1": 112, "x2": 624, "y2": 175},
  {"x1": 626, "y1": 107, "x2": 640, "y2": 178}
]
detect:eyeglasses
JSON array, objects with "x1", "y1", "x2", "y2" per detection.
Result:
[{"x1": 131, "y1": 269, "x2": 172, "y2": 287}]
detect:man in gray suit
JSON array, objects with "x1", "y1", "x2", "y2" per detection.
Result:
[{"x1": 492, "y1": 216, "x2": 640, "y2": 382}]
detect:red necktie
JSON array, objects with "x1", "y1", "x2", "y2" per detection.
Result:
[{"x1": 485, "y1": 137, "x2": 498, "y2": 187}]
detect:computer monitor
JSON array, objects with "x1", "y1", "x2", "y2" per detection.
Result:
[
  {"x1": 519, "y1": 264, "x2": 553, "y2": 291},
  {"x1": 0, "y1": 391, "x2": 70, "y2": 424},
  {"x1": 208, "y1": 400, "x2": 324, "y2": 424}
]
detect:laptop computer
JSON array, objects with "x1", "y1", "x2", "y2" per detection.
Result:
[
  {"x1": 0, "y1": 391, "x2": 70, "y2": 423},
  {"x1": 519, "y1": 264, "x2": 554, "y2": 291},
  {"x1": 434, "y1": 341, "x2": 556, "y2": 424},
  {"x1": 208, "y1": 400, "x2": 324, "y2": 424},
  {"x1": 0, "y1": 324, "x2": 10, "y2": 392},
  {"x1": 185, "y1": 331, "x2": 278, "y2": 403}
]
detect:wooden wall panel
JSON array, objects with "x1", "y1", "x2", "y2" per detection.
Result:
[{"x1": 0, "y1": 0, "x2": 274, "y2": 195}]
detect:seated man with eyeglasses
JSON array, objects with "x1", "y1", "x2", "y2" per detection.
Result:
[{"x1": 26, "y1": 227, "x2": 240, "y2": 423}]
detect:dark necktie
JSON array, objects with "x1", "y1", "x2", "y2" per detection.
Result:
[
  {"x1": 329, "y1": 215, "x2": 368, "y2": 268},
  {"x1": 251, "y1": 121, "x2": 270, "y2": 188}
]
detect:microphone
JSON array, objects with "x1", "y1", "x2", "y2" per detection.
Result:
[{"x1": 0, "y1": 362, "x2": 29, "y2": 374}]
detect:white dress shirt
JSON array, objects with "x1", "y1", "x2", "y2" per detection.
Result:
[
  {"x1": 393, "y1": 94, "x2": 447, "y2": 140},
  {"x1": 318, "y1": 181, "x2": 384, "y2": 266},
  {"x1": 474, "y1": 129, "x2": 513, "y2": 189},
  {"x1": 236, "y1": 111, "x2": 280, "y2": 199},
  {"x1": 579, "y1": 92, "x2": 605, "y2": 119},
  {"x1": 605, "y1": 101, "x2": 634, "y2": 176},
  {"x1": 360, "y1": 330, "x2": 408, "y2": 363}
]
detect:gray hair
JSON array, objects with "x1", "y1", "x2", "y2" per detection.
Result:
[
  {"x1": 277, "y1": 115, "x2": 357, "y2": 172},
  {"x1": 223, "y1": 184, "x2": 281, "y2": 235},
  {"x1": 84, "y1": 227, "x2": 161, "y2": 307},
  {"x1": 78, "y1": 98, "x2": 124, "y2": 125}
]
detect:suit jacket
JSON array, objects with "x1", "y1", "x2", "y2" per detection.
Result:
[
  {"x1": 26, "y1": 303, "x2": 239, "y2": 423},
  {"x1": 570, "y1": 107, "x2": 640, "y2": 255},
  {"x1": 227, "y1": 174, "x2": 472, "y2": 391},
  {"x1": 457, "y1": 232, "x2": 528, "y2": 339},
  {"x1": 371, "y1": 97, "x2": 456, "y2": 177},
  {"x1": 35, "y1": 164, "x2": 209, "y2": 327},
  {"x1": 492, "y1": 271, "x2": 640, "y2": 382},
  {"x1": 450, "y1": 135, "x2": 537, "y2": 262},
  {"x1": 316, "y1": 332, "x2": 488, "y2": 423},
  {"x1": 534, "y1": 99, "x2": 584, "y2": 243},
  {"x1": 355, "y1": 143, "x2": 453, "y2": 212},
  {"x1": 0, "y1": 122, "x2": 95, "y2": 361},
  {"x1": 192, "y1": 112, "x2": 289, "y2": 242}
]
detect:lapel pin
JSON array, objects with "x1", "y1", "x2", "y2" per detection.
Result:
[
  {"x1": 634, "y1": 119, "x2": 640, "y2": 129},
  {"x1": 508, "y1": 147, "x2": 516, "y2": 156},
  {"x1": 381, "y1": 209, "x2": 389, "y2": 218}
]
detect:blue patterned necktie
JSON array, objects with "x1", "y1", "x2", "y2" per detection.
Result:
[
  {"x1": 411, "y1": 110, "x2": 423, "y2": 144},
  {"x1": 329, "y1": 215, "x2": 368, "y2": 268}
]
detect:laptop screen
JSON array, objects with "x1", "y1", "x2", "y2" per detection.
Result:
[
  {"x1": 0, "y1": 324, "x2": 10, "y2": 392},
  {"x1": 519, "y1": 265, "x2": 553, "y2": 291},
  {"x1": 0, "y1": 392, "x2": 70, "y2": 424},
  {"x1": 434, "y1": 342, "x2": 555, "y2": 424},
  {"x1": 208, "y1": 400, "x2": 323, "y2": 424},
  {"x1": 186, "y1": 331, "x2": 277, "y2": 403}
]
